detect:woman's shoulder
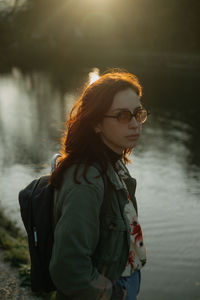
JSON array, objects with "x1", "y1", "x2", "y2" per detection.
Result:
[{"x1": 61, "y1": 162, "x2": 104, "y2": 192}]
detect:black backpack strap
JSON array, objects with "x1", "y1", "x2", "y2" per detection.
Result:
[{"x1": 92, "y1": 163, "x2": 109, "y2": 217}]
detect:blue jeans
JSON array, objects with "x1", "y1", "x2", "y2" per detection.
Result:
[{"x1": 116, "y1": 270, "x2": 141, "y2": 300}]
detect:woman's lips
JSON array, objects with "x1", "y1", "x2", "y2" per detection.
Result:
[{"x1": 126, "y1": 134, "x2": 139, "y2": 139}]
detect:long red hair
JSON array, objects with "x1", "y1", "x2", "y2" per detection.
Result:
[{"x1": 50, "y1": 70, "x2": 142, "y2": 189}]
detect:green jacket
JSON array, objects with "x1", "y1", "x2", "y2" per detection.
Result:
[{"x1": 49, "y1": 162, "x2": 137, "y2": 300}]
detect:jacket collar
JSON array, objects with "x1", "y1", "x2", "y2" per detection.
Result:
[{"x1": 106, "y1": 162, "x2": 127, "y2": 191}]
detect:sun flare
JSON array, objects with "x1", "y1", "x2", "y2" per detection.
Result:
[{"x1": 88, "y1": 68, "x2": 100, "y2": 85}]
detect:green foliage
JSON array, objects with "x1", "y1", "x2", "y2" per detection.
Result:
[
  {"x1": 0, "y1": 210, "x2": 20, "y2": 238},
  {"x1": 1, "y1": 0, "x2": 200, "y2": 71},
  {"x1": 0, "y1": 227, "x2": 14, "y2": 249},
  {"x1": 0, "y1": 209, "x2": 55, "y2": 299},
  {"x1": 0, "y1": 209, "x2": 30, "y2": 269},
  {"x1": 18, "y1": 264, "x2": 31, "y2": 287},
  {"x1": 3, "y1": 239, "x2": 30, "y2": 267}
]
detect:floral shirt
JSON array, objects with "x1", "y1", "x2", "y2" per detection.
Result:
[{"x1": 115, "y1": 160, "x2": 147, "y2": 276}]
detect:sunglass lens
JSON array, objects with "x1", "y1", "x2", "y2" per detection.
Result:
[
  {"x1": 136, "y1": 109, "x2": 147, "y2": 123},
  {"x1": 118, "y1": 111, "x2": 132, "y2": 123}
]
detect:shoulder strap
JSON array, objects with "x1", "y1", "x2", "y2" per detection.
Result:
[
  {"x1": 51, "y1": 153, "x2": 62, "y2": 173},
  {"x1": 92, "y1": 163, "x2": 109, "y2": 217}
]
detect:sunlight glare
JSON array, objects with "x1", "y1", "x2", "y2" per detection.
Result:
[{"x1": 88, "y1": 68, "x2": 100, "y2": 85}]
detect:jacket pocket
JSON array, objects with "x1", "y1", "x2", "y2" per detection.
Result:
[
  {"x1": 93, "y1": 215, "x2": 127, "y2": 264},
  {"x1": 102, "y1": 215, "x2": 126, "y2": 232}
]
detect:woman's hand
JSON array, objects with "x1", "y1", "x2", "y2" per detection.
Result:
[{"x1": 110, "y1": 284, "x2": 126, "y2": 300}]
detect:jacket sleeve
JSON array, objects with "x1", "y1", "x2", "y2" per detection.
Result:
[{"x1": 49, "y1": 180, "x2": 112, "y2": 300}]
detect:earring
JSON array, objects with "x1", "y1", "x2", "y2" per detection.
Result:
[{"x1": 94, "y1": 127, "x2": 101, "y2": 133}]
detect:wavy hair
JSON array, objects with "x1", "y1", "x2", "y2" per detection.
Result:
[{"x1": 50, "y1": 70, "x2": 142, "y2": 189}]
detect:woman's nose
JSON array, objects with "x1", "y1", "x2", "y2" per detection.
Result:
[{"x1": 128, "y1": 116, "x2": 140, "y2": 128}]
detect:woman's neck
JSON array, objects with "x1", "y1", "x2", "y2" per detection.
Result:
[{"x1": 102, "y1": 142, "x2": 122, "y2": 166}]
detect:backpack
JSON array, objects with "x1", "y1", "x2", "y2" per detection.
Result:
[
  {"x1": 19, "y1": 175, "x2": 56, "y2": 292},
  {"x1": 18, "y1": 159, "x2": 108, "y2": 293}
]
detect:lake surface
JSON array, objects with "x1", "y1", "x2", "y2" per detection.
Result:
[{"x1": 0, "y1": 68, "x2": 200, "y2": 300}]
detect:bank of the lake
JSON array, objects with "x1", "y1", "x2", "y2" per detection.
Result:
[{"x1": 0, "y1": 209, "x2": 55, "y2": 300}]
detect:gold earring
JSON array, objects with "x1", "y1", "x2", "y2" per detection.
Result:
[{"x1": 94, "y1": 127, "x2": 101, "y2": 133}]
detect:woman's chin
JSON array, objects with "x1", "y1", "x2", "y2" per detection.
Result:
[{"x1": 126, "y1": 141, "x2": 138, "y2": 149}]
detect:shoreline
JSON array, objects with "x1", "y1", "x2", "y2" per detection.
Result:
[
  {"x1": 0, "y1": 50, "x2": 200, "y2": 75},
  {"x1": 0, "y1": 209, "x2": 55, "y2": 300}
]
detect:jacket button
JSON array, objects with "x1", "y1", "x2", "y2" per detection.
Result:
[{"x1": 109, "y1": 223, "x2": 117, "y2": 230}]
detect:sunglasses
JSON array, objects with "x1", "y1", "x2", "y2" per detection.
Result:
[{"x1": 104, "y1": 108, "x2": 150, "y2": 124}]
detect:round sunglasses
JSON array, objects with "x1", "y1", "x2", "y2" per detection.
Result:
[{"x1": 104, "y1": 108, "x2": 150, "y2": 124}]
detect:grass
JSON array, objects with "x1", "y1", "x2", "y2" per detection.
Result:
[
  {"x1": 0, "y1": 210, "x2": 20, "y2": 238},
  {"x1": 0, "y1": 209, "x2": 56, "y2": 300},
  {"x1": 0, "y1": 210, "x2": 29, "y2": 266}
]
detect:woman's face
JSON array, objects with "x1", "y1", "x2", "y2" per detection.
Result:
[{"x1": 95, "y1": 88, "x2": 142, "y2": 154}]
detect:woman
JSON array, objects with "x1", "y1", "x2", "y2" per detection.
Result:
[{"x1": 49, "y1": 70, "x2": 149, "y2": 300}]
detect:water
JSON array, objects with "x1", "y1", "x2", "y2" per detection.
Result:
[
  {"x1": 132, "y1": 131, "x2": 200, "y2": 300},
  {"x1": 0, "y1": 68, "x2": 200, "y2": 300}
]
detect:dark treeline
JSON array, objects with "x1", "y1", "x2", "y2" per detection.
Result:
[{"x1": 0, "y1": 0, "x2": 200, "y2": 71}]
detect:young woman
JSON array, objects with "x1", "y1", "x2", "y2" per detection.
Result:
[{"x1": 49, "y1": 70, "x2": 149, "y2": 300}]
